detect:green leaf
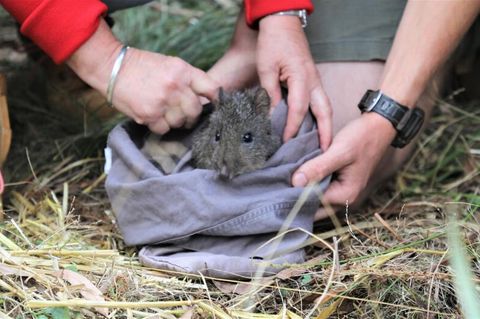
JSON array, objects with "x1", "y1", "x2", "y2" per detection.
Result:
[
  {"x1": 300, "y1": 274, "x2": 313, "y2": 285},
  {"x1": 44, "y1": 307, "x2": 71, "y2": 319},
  {"x1": 64, "y1": 263, "x2": 78, "y2": 272}
]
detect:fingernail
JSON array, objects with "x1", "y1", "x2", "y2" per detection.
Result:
[{"x1": 292, "y1": 172, "x2": 308, "y2": 187}]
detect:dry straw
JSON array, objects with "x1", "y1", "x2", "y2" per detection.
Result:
[{"x1": 1, "y1": 1, "x2": 479, "y2": 317}]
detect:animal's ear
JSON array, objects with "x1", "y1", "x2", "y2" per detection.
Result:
[
  {"x1": 212, "y1": 87, "x2": 225, "y2": 111},
  {"x1": 218, "y1": 87, "x2": 226, "y2": 104},
  {"x1": 212, "y1": 87, "x2": 225, "y2": 110},
  {"x1": 254, "y1": 87, "x2": 271, "y2": 115}
]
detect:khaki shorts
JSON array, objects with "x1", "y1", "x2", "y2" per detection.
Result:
[
  {"x1": 306, "y1": 0, "x2": 406, "y2": 62},
  {"x1": 306, "y1": 0, "x2": 479, "y2": 66}
]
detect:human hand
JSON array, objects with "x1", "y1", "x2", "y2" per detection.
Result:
[
  {"x1": 207, "y1": 10, "x2": 258, "y2": 91},
  {"x1": 257, "y1": 15, "x2": 332, "y2": 149},
  {"x1": 207, "y1": 46, "x2": 258, "y2": 91},
  {"x1": 68, "y1": 20, "x2": 218, "y2": 134},
  {"x1": 111, "y1": 48, "x2": 218, "y2": 133},
  {"x1": 292, "y1": 112, "x2": 397, "y2": 206}
]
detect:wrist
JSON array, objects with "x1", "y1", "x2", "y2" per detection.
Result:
[
  {"x1": 379, "y1": 51, "x2": 430, "y2": 108},
  {"x1": 244, "y1": 0, "x2": 313, "y2": 26},
  {"x1": 358, "y1": 89, "x2": 425, "y2": 148},
  {"x1": 66, "y1": 19, "x2": 123, "y2": 96},
  {"x1": 379, "y1": 81, "x2": 422, "y2": 108},
  {"x1": 362, "y1": 112, "x2": 397, "y2": 144},
  {"x1": 259, "y1": 14, "x2": 303, "y2": 31}
]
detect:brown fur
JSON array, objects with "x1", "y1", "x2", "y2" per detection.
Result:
[{"x1": 191, "y1": 87, "x2": 281, "y2": 179}]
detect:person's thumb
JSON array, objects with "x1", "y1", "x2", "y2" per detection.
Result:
[{"x1": 291, "y1": 148, "x2": 345, "y2": 187}]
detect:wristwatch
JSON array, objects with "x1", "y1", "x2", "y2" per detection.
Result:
[
  {"x1": 358, "y1": 90, "x2": 425, "y2": 148},
  {"x1": 269, "y1": 9, "x2": 308, "y2": 28}
]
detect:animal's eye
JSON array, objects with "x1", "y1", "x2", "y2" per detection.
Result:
[
  {"x1": 242, "y1": 132, "x2": 253, "y2": 143},
  {"x1": 215, "y1": 131, "x2": 221, "y2": 142}
]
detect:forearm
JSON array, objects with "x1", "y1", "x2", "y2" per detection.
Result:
[
  {"x1": 207, "y1": 10, "x2": 258, "y2": 89},
  {"x1": 380, "y1": 0, "x2": 480, "y2": 107},
  {"x1": 230, "y1": 9, "x2": 258, "y2": 51},
  {"x1": 66, "y1": 19, "x2": 122, "y2": 96}
]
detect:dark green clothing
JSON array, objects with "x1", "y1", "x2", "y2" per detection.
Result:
[{"x1": 305, "y1": 0, "x2": 407, "y2": 62}]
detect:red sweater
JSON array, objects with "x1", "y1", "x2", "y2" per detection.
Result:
[
  {"x1": 0, "y1": 0, "x2": 313, "y2": 64},
  {"x1": 244, "y1": 0, "x2": 313, "y2": 26}
]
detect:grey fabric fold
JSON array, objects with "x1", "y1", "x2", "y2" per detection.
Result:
[{"x1": 105, "y1": 100, "x2": 330, "y2": 278}]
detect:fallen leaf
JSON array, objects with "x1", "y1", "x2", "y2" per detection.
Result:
[
  {"x1": 55, "y1": 269, "x2": 108, "y2": 316},
  {"x1": 315, "y1": 298, "x2": 342, "y2": 319},
  {"x1": 300, "y1": 274, "x2": 313, "y2": 285},
  {"x1": 179, "y1": 308, "x2": 194, "y2": 319},
  {"x1": 213, "y1": 276, "x2": 274, "y2": 295},
  {"x1": 0, "y1": 263, "x2": 32, "y2": 277},
  {"x1": 276, "y1": 267, "x2": 308, "y2": 280}
]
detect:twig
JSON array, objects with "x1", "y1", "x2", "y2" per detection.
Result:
[
  {"x1": 197, "y1": 301, "x2": 232, "y2": 319},
  {"x1": 26, "y1": 299, "x2": 195, "y2": 309},
  {"x1": 345, "y1": 200, "x2": 363, "y2": 245},
  {"x1": 304, "y1": 236, "x2": 340, "y2": 319},
  {"x1": 426, "y1": 250, "x2": 448, "y2": 319},
  {"x1": 9, "y1": 218, "x2": 33, "y2": 248},
  {"x1": 351, "y1": 224, "x2": 390, "y2": 248},
  {"x1": 198, "y1": 271, "x2": 215, "y2": 319},
  {"x1": 0, "y1": 310, "x2": 14, "y2": 319},
  {"x1": 9, "y1": 249, "x2": 119, "y2": 256},
  {"x1": 374, "y1": 213, "x2": 402, "y2": 241},
  {"x1": 25, "y1": 147, "x2": 38, "y2": 182},
  {"x1": 0, "y1": 231, "x2": 22, "y2": 250}
]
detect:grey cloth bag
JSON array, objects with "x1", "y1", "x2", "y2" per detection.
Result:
[{"x1": 105, "y1": 100, "x2": 330, "y2": 278}]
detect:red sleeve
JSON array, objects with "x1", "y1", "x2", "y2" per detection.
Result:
[
  {"x1": 0, "y1": 0, "x2": 107, "y2": 64},
  {"x1": 244, "y1": 0, "x2": 314, "y2": 26}
]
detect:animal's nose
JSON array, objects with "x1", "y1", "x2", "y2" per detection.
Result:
[
  {"x1": 218, "y1": 161, "x2": 236, "y2": 180},
  {"x1": 220, "y1": 165, "x2": 229, "y2": 178}
]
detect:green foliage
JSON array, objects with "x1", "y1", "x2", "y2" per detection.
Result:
[
  {"x1": 111, "y1": 1, "x2": 240, "y2": 70},
  {"x1": 34, "y1": 307, "x2": 80, "y2": 319},
  {"x1": 65, "y1": 263, "x2": 79, "y2": 272}
]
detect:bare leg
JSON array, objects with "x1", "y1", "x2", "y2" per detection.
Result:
[
  {"x1": 317, "y1": 62, "x2": 384, "y2": 135},
  {"x1": 314, "y1": 61, "x2": 440, "y2": 220}
]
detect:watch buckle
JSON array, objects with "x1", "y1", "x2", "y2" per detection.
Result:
[{"x1": 366, "y1": 92, "x2": 381, "y2": 112}]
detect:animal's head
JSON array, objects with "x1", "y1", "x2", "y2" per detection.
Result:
[{"x1": 203, "y1": 87, "x2": 281, "y2": 179}]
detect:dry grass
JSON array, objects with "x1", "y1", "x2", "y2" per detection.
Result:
[{"x1": 1, "y1": 1, "x2": 479, "y2": 318}]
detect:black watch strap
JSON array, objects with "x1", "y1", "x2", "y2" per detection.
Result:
[
  {"x1": 391, "y1": 107, "x2": 425, "y2": 148},
  {"x1": 358, "y1": 90, "x2": 425, "y2": 148}
]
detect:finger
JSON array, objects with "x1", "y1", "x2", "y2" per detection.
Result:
[
  {"x1": 199, "y1": 96, "x2": 210, "y2": 105},
  {"x1": 310, "y1": 86, "x2": 333, "y2": 150},
  {"x1": 314, "y1": 204, "x2": 342, "y2": 221},
  {"x1": 179, "y1": 90, "x2": 203, "y2": 128},
  {"x1": 291, "y1": 145, "x2": 350, "y2": 187},
  {"x1": 164, "y1": 107, "x2": 187, "y2": 129},
  {"x1": 321, "y1": 179, "x2": 360, "y2": 206},
  {"x1": 148, "y1": 117, "x2": 170, "y2": 135},
  {"x1": 321, "y1": 180, "x2": 346, "y2": 206},
  {"x1": 190, "y1": 68, "x2": 220, "y2": 101},
  {"x1": 258, "y1": 66, "x2": 282, "y2": 108},
  {"x1": 283, "y1": 76, "x2": 309, "y2": 141}
]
